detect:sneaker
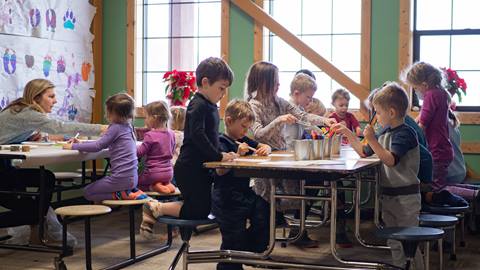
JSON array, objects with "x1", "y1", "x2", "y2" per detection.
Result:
[
  {"x1": 289, "y1": 230, "x2": 319, "y2": 248},
  {"x1": 336, "y1": 232, "x2": 353, "y2": 248},
  {"x1": 432, "y1": 190, "x2": 469, "y2": 207}
]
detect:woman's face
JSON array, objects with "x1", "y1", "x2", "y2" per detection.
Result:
[{"x1": 35, "y1": 88, "x2": 57, "y2": 113}]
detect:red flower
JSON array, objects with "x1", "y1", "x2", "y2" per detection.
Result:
[
  {"x1": 441, "y1": 67, "x2": 467, "y2": 104},
  {"x1": 163, "y1": 70, "x2": 197, "y2": 107}
]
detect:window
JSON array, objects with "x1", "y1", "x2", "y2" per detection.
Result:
[
  {"x1": 263, "y1": 0, "x2": 362, "y2": 109},
  {"x1": 135, "y1": 0, "x2": 221, "y2": 106},
  {"x1": 413, "y1": 0, "x2": 480, "y2": 111}
]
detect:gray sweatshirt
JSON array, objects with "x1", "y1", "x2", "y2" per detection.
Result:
[{"x1": 0, "y1": 107, "x2": 103, "y2": 144}]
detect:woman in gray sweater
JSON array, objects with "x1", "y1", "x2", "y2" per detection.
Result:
[{"x1": 0, "y1": 79, "x2": 106, "y2": 244}]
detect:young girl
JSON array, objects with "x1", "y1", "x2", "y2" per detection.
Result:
[
  {"x1": 64, "y1": 93, "x2": 146, "y2": 202},
  {"x1": 403, "y1": 62, "x2": 453, "y2": 192},
  {"x1": 137, "y1": 101, "x2": 176, "y2": 193},
  {"x1": 169, "y1": 106, "x2": 186, "y2": 165},
  {"x1": 329, "y1": 88, "x2": 362, "y2": 137},
  {"x1": 246, "y1": 61, "x2": 335, "y2": 214}
]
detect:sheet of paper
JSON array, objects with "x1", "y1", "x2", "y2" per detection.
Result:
[
  {"x1": 269, "y1": 153, "x2": 294, "y2": 157},
  {"x1": 234, "y1": 158, "x2": 271, "y2": 163},
  {"x1": 259, "y1": 160, "x2": 345, "y2": 166}
]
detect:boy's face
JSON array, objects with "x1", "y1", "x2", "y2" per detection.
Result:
[
  {"x1": 200, "y1": 78, "x2": 230, "y2": 104},
  {"x1": 293, "y1": 88, "x2": 315, "y2": 108},
  {"x1": 226, "y1": 117, "x2": 253, "y2": 140},
  {"x1": 373, "y1": 104, "x2": 396, "y2": 128},
  {"x1": 332, "y1": 97, "x2": 349, "y2": 117}
]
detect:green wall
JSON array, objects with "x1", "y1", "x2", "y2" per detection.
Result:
[{"x1": 102, "y1": 0, "x2": 479, "y2": 174}]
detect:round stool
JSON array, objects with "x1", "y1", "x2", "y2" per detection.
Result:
[
  {"x1": 419, "y1": 214, "x2": 459, "y2": 270},
  {"x1": 376, "y1": 227, "x2": 444, "y2": 270},
  {"x1": 423, "y1": 204, "x2": 469, "y2": 247},
  {"x1": 156, "y1": 216, "x2": 217, "y2": 270},
  {"x1": 54, "y1": 205, "x2": 111, "y2": 270},
  {"x1": 53, "y1": 172, "x2": 83, "y2": 201}
]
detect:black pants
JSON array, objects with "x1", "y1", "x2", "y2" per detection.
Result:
[
  {"x1": 0, "y1": 168, "x2": 55, "y2": 228},
  {"x1": 212, "y1": 187, "x2": 270, "y2": 270},
  {"x1": 174, "y1": 163, "x2": 213, "y2": 220}
]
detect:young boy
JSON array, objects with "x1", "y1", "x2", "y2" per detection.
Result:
[
  {"x1": 212, "y1": 99, "x2": 271, "y2": 270},
  {"x1": 141, "y1": 57, "x2": 237, "y2": 236},
  {"x1": 334, "y1": 82, "x2": 424, "y2": 269},
  {"x1": 330, "y1": 89, "x2": 361, "y2": 137}
]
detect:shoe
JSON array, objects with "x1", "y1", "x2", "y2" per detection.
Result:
[
  {"x1": 336, "y1": 232, "x2": 353, "y2": 248},
  {"x1": 3, "y1": 225, "x2": 30, "y2": 245},
  {"x1": 432, "y1": 190, "x2": 469, "y2": 207},
  {"x1": 289, "y1": 230, "x2": 319, "y2": 248}
]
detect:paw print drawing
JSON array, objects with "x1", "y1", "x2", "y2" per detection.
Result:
[
  {"x1": 46, "y1": 8, "x2": 56, "y2": 32},
  {"x1": 25, "y1": 55, "x2": 34, "y2": 68},
  {"x1": 3, "y1": 49, "x2": 16, "y2": 75},
  {"x1": 43, "y1": 55, "x2": 52, "y2": 77},
  {"x1": 63, "y1": 9, "x2": 76, "y2": 30},
  {"x1": 57, "y1": 56, "x2": 66, "y2": 73},
  {"x1": 81, "y1": 62, "x2": 92, "y2": 81}
]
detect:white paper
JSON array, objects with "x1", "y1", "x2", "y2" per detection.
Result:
[
  {"x1": 233, "y1": 158, "x2": 271, "y2": 163},
  {"x1": 259, "y1": 160, "x2": 345, "y2": 166},
  {"x1": 269, "y1": 153, "x2": 294, "y2": 157}
]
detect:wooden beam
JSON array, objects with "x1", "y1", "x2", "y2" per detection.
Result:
[
  {"x1": 253, "y1": 0, "x2": 264, "y2": 63},
  {"x1": 409, "y1": 111, "x2": 480, "y2": 125},
  {"x1": 91, "y1": 0, "x2": 102, "y2": 124},
  {"x1": 461, "y1": 142, "x2": 480, "y2": 154},
  {"x1": 398, "y1": 0, "x2": 413, "y2": 105},
  {"x1": 126, "y1": 0, "x2": 135, "y2": 99},
  {"x1": 231, "y1": 0, "x2": 370, "y2": 101},
  {"x1": 219, "y1": 0, "x2": 230, "y2": 119},
  {"x1": 359, "y1": 0, "x2": 372, "y2": 119}
]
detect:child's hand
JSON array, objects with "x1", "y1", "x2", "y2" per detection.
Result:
[
  {"x1": 331, "y1": 123, "x2": 352, "y2": 137},
  {"x1": 100, "y1": 125, "x2": 109, "y2": 134},
  {"x1": 237, "y1": 142, "x2": 250, "y2": 156},
  {"x1": 67, "y1": 138, "x2": 80, "y2": 144},
  {"x1": 256, "y1": 144, "x2": 271, "y2": 156},
  {"x1": 222, "y1": 152, "x2": 238, "y2": 161},
  {"x1": 363, "y1": 124, "x2": 376, "y2": 141},
  {"x1": 63, "y1": 143, "x2": 73, "y2": 150},
  {"x1": 323, "y1": 117, "x2": 337, "y2": 127},
  {"x1": 278, "y1": 114, "x2": 297, "y2": 125},
  {"x1": 28, "y1": 132, "x2": 42, "y2": 142}
]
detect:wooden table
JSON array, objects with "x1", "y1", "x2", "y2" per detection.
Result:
[{"x1": 195, "y1": 147, "x2": 394, "y2": 270}]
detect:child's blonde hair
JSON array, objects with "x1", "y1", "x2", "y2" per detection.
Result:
[
  {"x1": 105, "y1": 93, "x2": 135, "y2": 122},
  {"x1": 245, "y1": 61, "x2": 278, "y2": 102},
  {"x1": 372, "y1": 82, "x2": 409, "y2": 118},
  {"x1": 331, "y1": 88, "x2": 350, "y2": 104},
  {"x1": 225, "y1": 99, "x2": 255, "y2": 122},
  {"x1": 145, "y1": 101, "x2": 170, "y2": 127},
  {"x1": 305, "y1": 97, "x2": 326, "y2": 116},
  {"x1": 290, "y1": 73, "x2": 317, "y2": 96},
  {"x1": 170, "y1": 106, "x2": 186, "y2": 131}
]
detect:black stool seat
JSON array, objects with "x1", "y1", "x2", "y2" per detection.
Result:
[
  {"x1": 423, "y1": 205, "x2": 469, "y2": 214},
  {"x1": 156, "y1": 216, "x2": 216, "y2": 228},
  {"x1": 376, "y1": 227, "x2": 444, "y2": 242},
  {"x1": 419, "y1": 214, "x2": 458, "y2": 227}
]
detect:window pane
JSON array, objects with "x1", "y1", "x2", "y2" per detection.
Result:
[
  {"x1": 146, "y1": 4, "x2": 170, "y2": 38},
  {"x1": 272, "y1": 0, "x2": 301, "y2": 34},
  {"x1": 416, "y1": 0, "x2": 451, "y2": 30},
  {"x1": 171, "y1": 3, "x2": 196, "y2": 37},
  {"x1": 197, "y1": 37, "x2": 221, "y2": 65},
  {"x1": 452, "y1": 0, "x2": 480, "y2": 29},
  {"x1": 419, "y1": 36, "x2": 451, "y2": 67},
  {"x1": 314, "y1": 72, "x2": 334, "y2": 109},
  {"x1": 146, "y1": 0, "x2": 170, "y2": 4},
  {"x1": 146, "y1": 73, "x2": 166, "y2": 103},
  {"x1": 302, "y1": 0, "x2": 331, "y2": 34},
  {"x1": 146, "y1": 39, "x2": 169, "y2": 71},
  {"x1": 135, "y1": 72, "x2": 143, "y2": 106},
  {"x1": 332, "y1": 34, "x2": 360, "y2": 71},
  {"x1": 171, "y1": 38, "x2": 195, "y2": 70},
  {"x1": 271, "y1": 36, "x2": 301, "y2": 71},
  {"x1": 198, "y1": 2, "x2": 221, "y2": 36},
  {"x1": 301, "y1": 35, "x2": 332, "y2": 72},
  {"x1": 331, "y1": 72, "x2": 360, "y2": 109},
  {"x1": 277, "y1": 71, "x2": 296, "y2": 100},
  {"x1": 452, "y1": 71, "x2": 480, "y2": 107},
  {"x1": 332, "y1": 0, "x2": 361, "y2": 33},
  {"x1": 451, "y1": 35, "x2": 480, "y2": 70}
]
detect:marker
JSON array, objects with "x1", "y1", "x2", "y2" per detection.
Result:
[
  {"x1": 235, "y1": 141, "x2": 257, "y2": 152},
  {"x1": 74, "y1": 133, "x2": 80, "y2": 139}
]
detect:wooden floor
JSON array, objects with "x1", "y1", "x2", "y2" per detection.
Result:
[{"x1": 1, "y1": 207, "x2": 480, "y2": 270}]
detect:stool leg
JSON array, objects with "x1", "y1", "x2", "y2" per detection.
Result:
[
  {"x1": 183, "y1": 241, "x2": 190, "y2": 270},
  {"x1": 460, "y1": 216, "x2": 466, "y2": 247},
  {"x1": 450, "y1": 227, "x2": 457, "y2": 260},
  {"x1": 129, "y1": 206, "x2": 136, "y2": 259},
  {"x1": 85, "y1": 217, "x2": 92, "y2": 270},
  {"x1": 424, "y1": 241, "x2": 430, "y2": 270},
  {"x1": 438, "y1": 238, "x2": 443, "y2": 270}
]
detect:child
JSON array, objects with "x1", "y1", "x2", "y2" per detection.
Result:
[
  {"x1": 64, "y1": 93, "x2": 146, "y2": 202},
  {"x1": 169, "y1": 106, "x2": 186, "y2": 165},
  {"x1": 329, "y1": 89, "x2": 361, "y2": 138},
  {"x1": 334, "y1": 82, "x2": 424, "y2": 269},
  {"x1": 212, "y1": 99, "x2": 271, "y2": 270},
  {"x1": 403, "y1": 62, "x2": 453, "y2": 193},
  {"x1": 246, "y1": 61, "x2": 335, "y2": 243},
  {"x1": 140, "y1": 57, "x2": 237, "y2": 235},
  {"x1": 285, "y1": 73, "x2": 317, "y2": 150},
  {"x1": 305, "y1": 97, "x2": 326, "y2": 117},
  {"x1": 137, "y1": 101, "x2": 176, "y2": 194}
]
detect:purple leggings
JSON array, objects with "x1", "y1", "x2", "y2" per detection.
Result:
[
  {"x1": 444, "y1": 184, "x2": 479, "y2": 200},
  {"x1": 84, "y1": 176, "x2": 136, "y2": 202},
  {"x1": 138, "y1": 171, "x2": 173, "y2": 191},
  {"x1": 433, "y1": 159, "x2": 478, "y2": 200}
]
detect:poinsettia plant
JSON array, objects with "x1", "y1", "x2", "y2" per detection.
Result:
[
  {"x1": 163, "y1": 70, "x2": 197, "y2": 106},
  {"x1": 441, "y1": 67, "x2": 467, "y2": 102}
]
